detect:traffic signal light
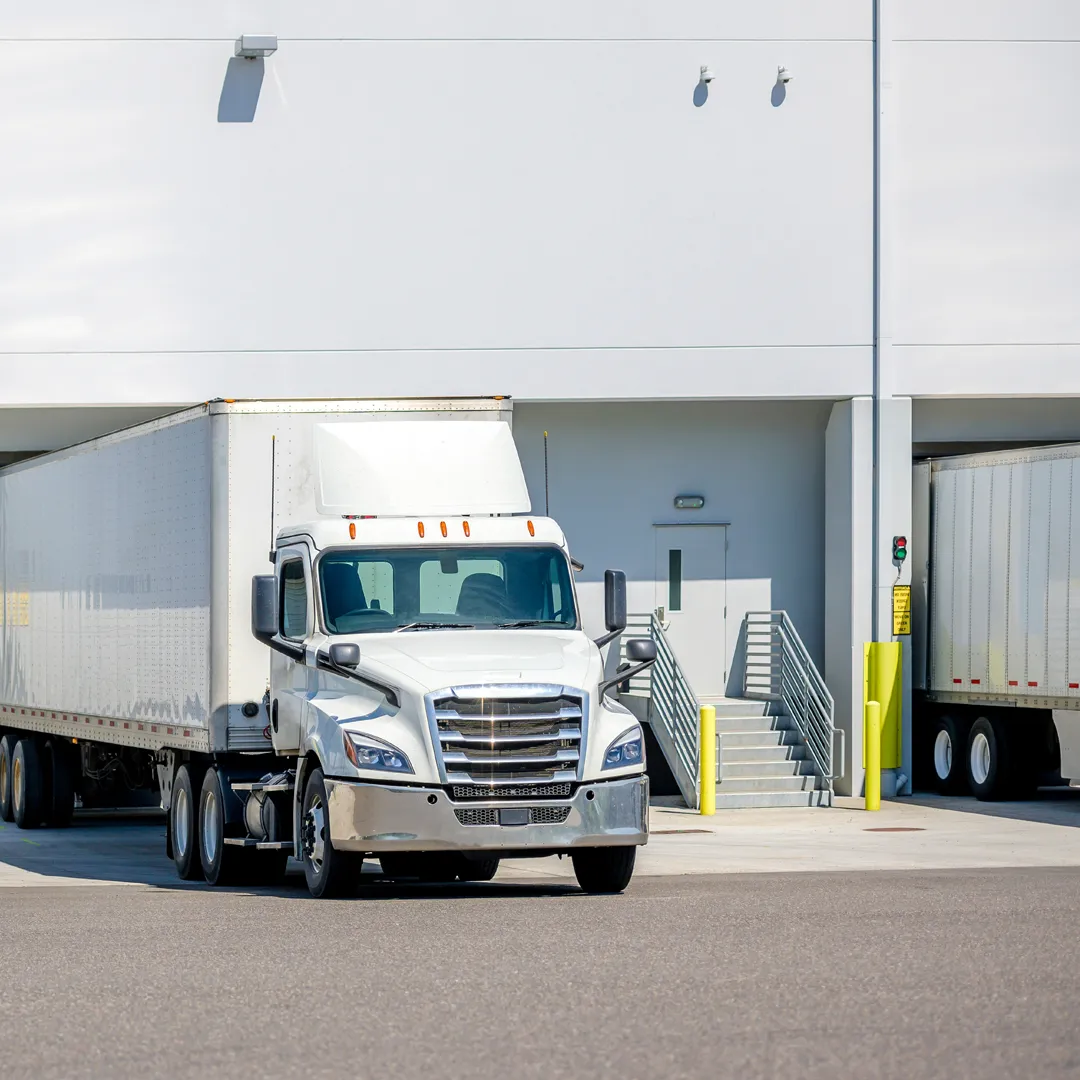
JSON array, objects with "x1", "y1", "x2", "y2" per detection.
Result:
[{"x1": 892, "y1": 535, "x2": 908, "y2": 566}]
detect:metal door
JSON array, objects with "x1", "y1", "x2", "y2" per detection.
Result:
[{"x1": 654, "y1": 525, "x2": 728, "y2": 698}]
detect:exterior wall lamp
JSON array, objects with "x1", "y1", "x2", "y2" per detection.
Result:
[{"x1": 235, "y1": 35, "x2": 278, "y2": 59}]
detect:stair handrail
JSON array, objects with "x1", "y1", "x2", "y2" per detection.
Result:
[
  {"x1": 639, "y1": 612, "x2": 702, "y2": 810},
  {"x1": 742, "y1": 611, "x2": 844, "y2": 792}
]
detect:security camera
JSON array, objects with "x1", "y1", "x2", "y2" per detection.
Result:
[
  {"x1": 699, "y1": 65, "x2": 715, "y2": 84},
  {"x1": 776, "y1": 65, "x2": 793, "y2": 84}
]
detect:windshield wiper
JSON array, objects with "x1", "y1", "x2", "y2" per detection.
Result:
[
  {"x1": 394, "y1": 621, "x2": 476, "y2": 632},
  {"x1": 493, "y1": 619, "x2": 570, "y2": 628}
]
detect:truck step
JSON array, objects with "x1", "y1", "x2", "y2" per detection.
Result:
[{"x1": 222, "y1": 839, "x2": 293, "y2": 850}]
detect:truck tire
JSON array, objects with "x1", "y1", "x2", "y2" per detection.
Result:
[
  {"x1": 171, "y1": 763, "x2": 204, "y2": 880},
  {"x1": 12, "y1": 737, "x2": 46, "y2": 829},
  {"x1": 571, "y1": 846, "x2": 636, "y2": 894},
  {"x1": 457, "y1": 856, "x2": 500, "y2": 882},
  {"x1": 967, "y1": 716, "x2": 1013, "y2": 800},
  {"x1": 199, "y1": 766, "x2": 251, "y2": 886},
  {"x1": 301, "y1": 766, "x2": 362, "y2": 898},
  {"x1": 44, "y1": 739, "x2": 75, "y2": 827},
  {"x1": 0, "y1": 732, "x2": 18, "y2": 822},
  {"x1": 930, "y1": 715, "x2": 967, "y2": 794}
]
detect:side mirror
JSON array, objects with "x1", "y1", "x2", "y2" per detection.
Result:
[
  {"x1": 624, "y1": 638, "x2": 657, "y2": 664},
  {"x1": 328, "y1": 642, "x2": 361, "y2": 669},
  {"x1": 251, "y1": 575, "x2": 277, "y2": 641},
  {"x1": 604, "y1": 569, "x2": 627, "y2": 634}
]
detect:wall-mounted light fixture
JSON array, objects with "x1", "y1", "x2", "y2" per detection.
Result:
[
  {"x1": 674, "y1": 494, "x2": 705, "y2": 510},
  {"x1": 699, "y1": 65, "x2": 715, "y2": 85},
  {"x1": 235, "y1": 35, "x2": 278, "y2": 59},
  {"x1": 776, "y1": 65, "x2": 793, "y2": 85}
]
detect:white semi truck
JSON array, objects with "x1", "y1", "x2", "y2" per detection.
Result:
[
  {"x1": 0, "y1": 398, "x2": 654, "y2": 896},
  {"x1": 913, "y1": 444, "x2": 1080, "y2": 799}
]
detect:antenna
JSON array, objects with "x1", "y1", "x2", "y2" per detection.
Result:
[
  {"x1": 268, "y1": 435, "x2": 276, "y2": 563},
  {"x1": 543, "y1": 430, "x2": 550, "y2": 517}
]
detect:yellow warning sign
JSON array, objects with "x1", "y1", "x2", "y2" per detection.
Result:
[{"x1": 892, "y1": 585, "x2": 911, "y2": 636}]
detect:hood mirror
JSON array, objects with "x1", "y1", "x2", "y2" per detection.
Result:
[{"x1": 328, "y1": 642, "x2": 360, "y2": 669}]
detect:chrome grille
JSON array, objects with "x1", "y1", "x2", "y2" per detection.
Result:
[
  {"x1": 432, "y1": 686, "x2": 584, "y2": 789},
  {"x1": 451, "y1": 782, "x2": 574, "y2": 800},
  {"x1": 454, "y1": 806, "x2": 572, "y2": 827}
]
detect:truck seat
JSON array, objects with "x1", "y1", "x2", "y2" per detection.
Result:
[{"x1": 456, "y1": 573, "x2": 509, "y2": 619}]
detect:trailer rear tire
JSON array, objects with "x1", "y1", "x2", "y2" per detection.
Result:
[
  {"x1": 199, "y1": 767, "x2": 250, "y2": 886},
  {"x1": 967, "y1": 716, "x2": 1013, "y2": 800},
  {"x1": 571, "y1": 846, "x2": 636, "y2": 894},
  {"x1": 930, "y1": 715, "x2": 967, "y2": 794},
  {"x1": 44, "y1": 739, "x2": 75, "y2": 827},
  {"x1": 171, "y1": 764, "x2": 204, "y2": 880},
  {"x1": 301, "y1": 767, "x2": 362, "y2": 898},
  {"x1": 0, "y1": 732, "x2": 18, "y2": 822},
  {"x1": 12, "y1": 737, "x2": 46, "y2": 829}
]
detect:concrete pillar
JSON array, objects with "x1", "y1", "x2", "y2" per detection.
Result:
[{"x1": 825, "y1": 398, "x2": 873, "y2": 797}]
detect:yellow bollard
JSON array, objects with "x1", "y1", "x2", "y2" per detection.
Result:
[
  {"x1": 700, "y1": 704, "x2": 716, "y2": 815},
  {"x1": 864, "y1": 699, "x2": 881, "y2": 811}
]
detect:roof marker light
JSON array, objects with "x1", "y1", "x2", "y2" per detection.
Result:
[
  {"x1": 349, "y1": 522, "x2": 356, "y2": 540},
  {"x1": 463, "y1": 521, "x2": 471, "y2": 537},
  {"x1": 527, "y1": 520, "x2": 535, "y2": 537},
  {"x1": 440, "y1": 521, "x2": 448, "y2": 537},
  {"x1": 418, "y1": 522, "x2": 425, "y2": 538}
]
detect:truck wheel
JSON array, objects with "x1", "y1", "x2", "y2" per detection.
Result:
[
  {"x1": 571, "y1": 847, "x2": 636, "y2": 894},
  {"x1": 171, "y1": 764, "x2": 204, "y2": 880},
  {"x1": 12, "y1": 737, "x2": 46, "y2": 829},
  {"x1": 44, "y1": 739, "x2": 75, "y2": 827},
  {"x1": 301, "y1": 767, "x2": 362, "y2": 898},
  {"x1": 967, "y1": 716, "x2": 1012, "y2": 800},
  {"x1": 930, "y1": 716, "x2": 967, "y2": 794},
  {"x1": 199, "y1": 767, "x2": 250, "y2": 886},
  {"x1": 0, "y1": 732, "x2": 18, "y2": 822},
  {"x1": 458, "y1": 857, "x2": 500, "y2": 882}
]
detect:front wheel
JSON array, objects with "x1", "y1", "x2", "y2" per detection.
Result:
[
  {"x1": 571, "y1": 847, "x2": 636, "y2": 894},
  {"x1": 301, "y1": 767, "x2": 363, "y2": 898}
]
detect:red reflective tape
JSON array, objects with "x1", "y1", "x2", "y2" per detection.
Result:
[
  {"x1": 167, "y1": 727, "x2": 174, "y2": 735},
  {"x1": 151, "y1": 726, "x2": 158, "y2": 733},
  {"x1": 970, "y1": 679, "x2": 981, "y2": 685},
  {"x1": 138, "y1": 723, "x2": 145, "y2": 731},
  {"x1": 1008, "y1": 680, "x2": 1018, "y2": 686},
  {"x1": 98, "y1": 718, "x2": 104, "y2": 725},
  {"x1": 953, "y1": 678, "x2": 962, "y2": 684},
  {"x1": 109, "y1": 720, "x2": 115, "y2": 727},
  {"x1": 1070, "y1": 683, "x2": 1079, "y2": 690},
  {"x1": 1028, "y1": 681, "x2": 1038, "y2": 687},
  {"x1": 124, "y1": 722, "x2": 130, "y2": 729},
  {"x1": 51, "y1": 713, "x2": 56, "y2": 719},
  {"x1": 184, "y1": 729, "x2": 191, "y2": 738}
]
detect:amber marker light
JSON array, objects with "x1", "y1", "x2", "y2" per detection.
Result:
[
  {"x1": 418, "y1": 522, "x2": 425, "y2": 538},
  {"x1": 463, "y1": 521, "x2": 471, "y2": 537},
  {"x1": 349, "y1": 522, "x2": 356, "y2": 540},
  {"x1": 527, "y1": 520, "x2": 535, "y2": 536},
  {"x1": 440, "y1": 521, "x2": 448, "y2": 537}
]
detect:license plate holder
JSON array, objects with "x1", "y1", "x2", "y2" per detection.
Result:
[{"x1": 498, "y1": 807, "x2": 530, "y2": 826}]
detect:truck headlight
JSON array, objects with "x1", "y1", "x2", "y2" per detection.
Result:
[
  {"x1": 603, "y1": 726, "x2": 644, "y2": 770},
  {"x1": 342, "y1": 731, "x2": 413, "y2": 774}
]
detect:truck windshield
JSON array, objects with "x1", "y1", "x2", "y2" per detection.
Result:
[{"x1": 318, "y1": 545, "x2": 577, "y2": 634}]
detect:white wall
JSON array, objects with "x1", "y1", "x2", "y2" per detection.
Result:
[
  {"x1": 513, "y1": 400, "x2": 831, "y2": 678},
  {"x1": 0, "y1": 1, "x2": 871, "y2": 406},
  {"x1": 891, "y1": 0, "x2": 1080, "y2": 397}
]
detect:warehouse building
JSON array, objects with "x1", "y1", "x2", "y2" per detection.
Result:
[{"x1": 1, "y1": 1, "x2": 1078, "y2": 800}]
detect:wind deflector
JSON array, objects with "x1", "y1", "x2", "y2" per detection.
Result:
[{"x1": 313, "y1": 420, "x2": 531, "y2": 517}]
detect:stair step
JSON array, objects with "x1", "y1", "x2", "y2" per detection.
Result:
[
  {"x1": 714, "y1": 715, "x2": 795, "y2": 734},
  {"x1": 712, "y1": 790, "x2": 832, "y2": 810},
  {"x1": 720, "y1": 759, "x2": 819, "y2": 779},
  {"x1": 716, "y1": 775, "x2": 821, "y2": 794},
  {"x1": 698, "y1": 696, "x2": 773, "y2": 717},
  {"x1": 720, "y1": 729, "x2": 804, "y2": 749},
  {"x1": 723, "y1": 744, "x2": 809, "y2": 763}
]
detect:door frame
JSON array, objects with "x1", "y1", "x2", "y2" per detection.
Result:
[{"x1": 652, "y1": 521, "x2": 730, "y2": 688}]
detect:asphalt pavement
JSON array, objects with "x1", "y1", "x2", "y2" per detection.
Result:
[{"x1": 2, "y1": 867, "x2": 1079, "y2": 1080}]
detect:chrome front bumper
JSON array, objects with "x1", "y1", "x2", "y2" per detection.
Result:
[{"x1": 325, "y1": 775, "x2": 648, "y2": 853}]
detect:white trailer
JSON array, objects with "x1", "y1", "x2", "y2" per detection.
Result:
[
  {"x1": 912, "y1": 445, "x2": 1080, "y2": 798},
  {"x1": 0, "y1": 399, "x2": 654, "y2": 895}
]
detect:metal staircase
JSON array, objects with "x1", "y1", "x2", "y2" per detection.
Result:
[{"x1": 619, "y1": 610, "x2": 842, "y2": 809}]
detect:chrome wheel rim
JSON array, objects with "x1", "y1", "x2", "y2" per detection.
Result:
[
  {"x1": 174, "y1": 786, "x2": 191, "y2": 859},
  {"x1": 202, "y1": 789, "x2": 220, "y2": 862},
  {"x1": 933, "y1": 729, "x2": 953, "y2": 780},
  {"x1": 970, "y1": 731, "x2": 992, "y2": 786},
  {"x1": 304, "y1": 796, "x2": 326, "y2": 869}
]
